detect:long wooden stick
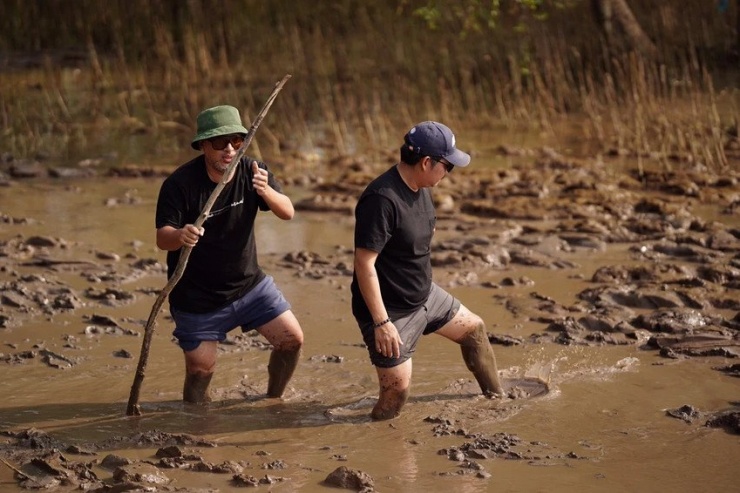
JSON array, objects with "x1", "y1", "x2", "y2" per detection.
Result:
[
  {"x1": 126, "y1": 74, "x2": 292, "y2": 416},
  {"x1": 1, "y1": 457, "x2": 39, "y2": 485}
]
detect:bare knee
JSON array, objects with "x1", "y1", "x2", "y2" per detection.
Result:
[
  {"x1": 260, "y1": 312, "x2": 304, "y2": 351},
  {"x1": 285, "y1": 327, "x2": 304, "y2": 351},
  {"x1": 459, "y1": 319, "x2": 487, "y2": 343},
  {"x1": 465, "y1": 314, "x2": 486, "y2": 332},
  {"x1": 438, "y1": 307, "x2": 486, "y2": 344},
  {"x1": 272, "y1": 330, "x2": 303, "y2": 352},
  {"x1": 187, "y1": 368, "x2": 214, "y2": 379},
  {"x1": 184, "y1": 344, "x2": 217, "y2": 376}
]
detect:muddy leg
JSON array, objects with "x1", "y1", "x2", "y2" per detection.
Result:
[
  {"x1": 371, "y1": 361, "x2": 411, "y2": 420},
  {"x1": 182, "y1": 341, "x2": 217, "y2": 404},
  {"x1": 183, "y1": 372, "x2": 213, "y2": 404},
  {"x1": 460, "y1": 324, "x2": 504, "y2": 396},
  {"x1": 267, "y1": 347, "x2": 301, "y2": 398},
  {"x1": 258, "y1": 311, "x2": 304, "y2": 398},
  {"x1": 372, "y1": 387, "x2": 409, "y2": 420}
]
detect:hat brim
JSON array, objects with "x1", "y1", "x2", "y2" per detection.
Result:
[
  {"x1": 443, "y1": 148, "x2": 471, "y2": 168},
  {"x1": 191, "y1": 124, "x2": 249, "y2": 150}
]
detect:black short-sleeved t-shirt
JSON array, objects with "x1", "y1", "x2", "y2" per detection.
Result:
[
  {"x1": 155, "y1": 155, "x2": 281, "y2": 313},
  {"x1": 351, "y1": 165, "x2": 436, "y2": 324}
]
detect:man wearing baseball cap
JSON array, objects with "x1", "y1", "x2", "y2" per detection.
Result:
[
  {"x1": 155, "y1": 105, "x2": 304, "y2": 405},
  {"x1": 351, "y1": 121, "x2": 504, "y2": 420}
]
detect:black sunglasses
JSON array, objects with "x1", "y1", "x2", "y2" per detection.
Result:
[
  {"x1": 208, "y1": 134, "x2": 245, "y2": 151},
  {"x1": 432, "y1": 157, "x2": 454, "y2": 173}
]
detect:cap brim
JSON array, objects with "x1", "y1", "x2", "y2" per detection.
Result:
[{"x1": 444, "y1": 148, "x2": 471, "y2": 167}]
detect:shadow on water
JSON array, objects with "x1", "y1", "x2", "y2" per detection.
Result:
[
  {"x1": 1, "y1": 398, "x2": 335, "y2": 445},
  {"x1": 0, "y1": 376, "x2": 551, "y2": 446}
]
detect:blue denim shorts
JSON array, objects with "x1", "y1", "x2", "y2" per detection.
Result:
[
  {"x1": 359, "y1": 282, "x2": 461, "y2": 368},
  {"x1": 171, "y1": 275, "x2": 291, "y2": 351}
]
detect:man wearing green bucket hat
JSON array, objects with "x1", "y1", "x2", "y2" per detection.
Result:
[{"x1": 155, "y1": 104, "x2": 304, "y2": 404}]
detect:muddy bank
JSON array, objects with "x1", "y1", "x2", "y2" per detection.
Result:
[
  {"x1": 3, "y1": 149, "x2": 739, "y2": 365},
  {"x1": 1, "y1": 146, "x2": 739, "y2": 491}
]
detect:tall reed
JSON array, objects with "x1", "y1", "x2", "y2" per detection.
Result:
[{"x1": 0, "y1": 1, "x2": 736, "y2": 171}]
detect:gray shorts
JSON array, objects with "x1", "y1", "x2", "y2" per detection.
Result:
[
  {"x1": 359, "y1": 283, "x2": 461, "y2": 368},
  {"x1": 171, "y1": 275, "x2": 291, "y2": 351}
]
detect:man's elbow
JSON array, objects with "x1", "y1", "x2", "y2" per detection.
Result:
[
  {"x1": 278, "y1": 205, "x2": 295, "y2": 220},
  {"x1": 353, "y1": 256, "x2": 370, "y2": 273},
  {"x1": 156, "y1": 229, "x2": 175, "y2": 251}
]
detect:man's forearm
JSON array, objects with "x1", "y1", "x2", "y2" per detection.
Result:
[
  {"x1": 156, "y1": 226, "x2": 183, "y2": 251},
  {"x1": 263, "y1": 189, "x2": 295, "y2": 220},
  {"x1": 356, "y1": 264, "x2": 388, "y2": 323}
]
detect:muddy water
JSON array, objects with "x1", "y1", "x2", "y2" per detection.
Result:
[{"x1": 1, "y1": 173, "x2": 738, "y2": 493}]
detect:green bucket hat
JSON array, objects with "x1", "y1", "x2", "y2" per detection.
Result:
[{"x1": 191, "y1": 105, "x2": 248, "y2": 150}]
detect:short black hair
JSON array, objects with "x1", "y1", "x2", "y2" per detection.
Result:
[{"x1": 399, "y1": 143, "x2": 424, "y2": 165}]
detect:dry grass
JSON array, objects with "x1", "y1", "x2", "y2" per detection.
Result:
[{"x1": 0, "y1": 1, "x2": 737, "y2": 171}]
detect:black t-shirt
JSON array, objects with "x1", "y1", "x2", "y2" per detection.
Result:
[
  {"x1": 351, "y1": 165, "x2": 436, "y2": 324},
  {"x1": 155, "y1": 155, "x2": 281, "y2": 313}
]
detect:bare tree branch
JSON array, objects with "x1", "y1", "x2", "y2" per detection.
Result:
[{"x1": 592, "y1": 0, "x2": 659, "y2": 58}]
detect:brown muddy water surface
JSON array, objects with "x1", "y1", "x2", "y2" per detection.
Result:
[{"x1": 0, "y1": 146, "x2": 739, "y2": 492}]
